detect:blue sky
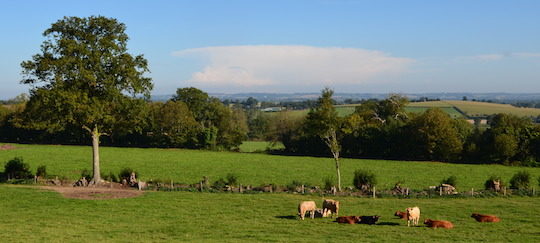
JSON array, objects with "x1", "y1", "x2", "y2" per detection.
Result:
[{"x1": 1, "y1": 0, "x2": 539, "y2": 99}]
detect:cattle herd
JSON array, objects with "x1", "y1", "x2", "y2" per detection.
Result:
[{"x1": 298, "y1": 199, "x2": 501, "y2": 229}]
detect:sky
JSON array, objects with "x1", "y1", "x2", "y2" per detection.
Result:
[{"x1": 0, "y1": 0, "x2": 539, "y2": 99}]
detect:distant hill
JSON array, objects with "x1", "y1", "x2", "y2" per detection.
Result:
[{"x1": 151, "y1": 92, "x2": 540, "y2": 102}]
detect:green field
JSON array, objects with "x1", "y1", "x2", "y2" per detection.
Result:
[
  {"x1": 409, "y1": 100, "x2": 540, "y2": 117},
  {"x1": 0, "y1": 185, "x2": 538, "y2": 242},
  {"x1": 1, "y1": 143, "x2": 540, "y2": 191},
  {"x1": 266, "y1": 100, "x2": 540, "y2": 120}
]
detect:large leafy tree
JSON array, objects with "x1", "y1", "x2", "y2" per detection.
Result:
[{"x1": 20, "y1": 16, "x2": 152, "y2": 184}]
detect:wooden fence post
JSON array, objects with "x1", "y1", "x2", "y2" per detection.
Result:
[
  {"x1": 200, "y1": 181, "x2": 203, "y2": 192},
  {"x1": 471, "y1": 188, "x2": 474, "y2": 196},
  {"x1": 372, "y1": 186, "x2": 376, "y2": 199},
  {"x1": 239, "y1": 184, "x2": 243, "y2": 193},
  {"x1": 503, "y1": 187, "x2": 506, "y2": 196},
  {"x1": 301, "y1": 185, "x2": 305, "y2": 194},
  {"x1": 439, "y1": 186, "x2": 443, "y2": 196}
]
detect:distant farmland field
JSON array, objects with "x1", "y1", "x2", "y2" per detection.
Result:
[{"x1": 266, "y1": 100, "x2": 540, "y2": 119}]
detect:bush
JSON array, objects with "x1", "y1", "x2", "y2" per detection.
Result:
[
  {"x1": 4, "y1": 157, "x2": 33, "y2": 179},
  {"x1": 102, "y1": 171, "x2": 118, "y2": 183},
  {"x1": 286, "y1": 180, "x2": 303, "y2": 191},
  {"x1": 484, "y1": 175, "x2": 504, "y2": 191},
  {"x1": 441, "y1": 176, "x2": 457, "y2": 187},
  {"x1": 213, "y1": 178, "x2": 227, "y2": 189},
  {"x1": 118, "y1": 167, "x2": 138, "y2": 181},
  {"x1": 80, "y1": 169, "x2": 92, "y2": 180},
  {"x1": 36, "y1": 165, "x2": 47, "y2": 178},
  {"x1": 353, "y1": 169, "x2": 377, "y2": 191},
  {"x1": 226, "y1": 173, "x2": 239, "y2": 186},
  {"x1": 323, "y1": 176, "x2": 334, "y2": 190},
  {"x1": 510, "y1": 171, "x2": 530, "y2": 189}
]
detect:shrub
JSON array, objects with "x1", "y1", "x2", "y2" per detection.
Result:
[
  {"x1": 323, "y1": 176, "x2": 334, "y2": 190},
  {"x1": 36, "y1": 165, "x2": 47, "y2": 178},
  {"x1": 510, "y1": 171, "x2": 530, "y2": 190},
  {"x1": 441, "y1": 176, "x2": 457, "y2": 187},
  {"x1": 80, "y1": 169, "x2": 92, "y2": 180},
  {"x1": 226, "y1": 173, "x2": 239, "y2": 186},
  {"x1": 102, "y1": 171, "x2": 118, "y2": 183},
  {"x1": 213, "y1": 178, "x2": 227, "y2": 189},
  {"x1": 286, "y1": 180, "x2": 303, "y2": 191},
  {"x1": 4, "y1": 157, "x2": 33, "y2": 179},
  {"x1": 118, "y1": 167, "x2": 138, "y2": 181},
  {"x1": 484, "y1": 175, "x2": 504, "y2": 191},
  {"x1": 353, "y1": 169, "x2": 377, "y2": 191}
]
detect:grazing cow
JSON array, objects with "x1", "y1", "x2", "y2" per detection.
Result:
[
  {"x1": 358, "y1": 215, "x2": 381, "y2": 225},
  {"x1": 471, "y1": 213, "x2": 500, "y2": 223},
  {"x1": 406, "y1": 207, "x2": 421, "y2": 226},
  {"x1": 322, "y1": 199, "x2": 340, "y2": 218},
  {"x1": 298, "y1": 201, "x2": 317, "y2": 220},
  {"x1": 394, "y1": 210, "x2": 407, "y2": 219},
  {"x1": 424, "y1": 219, "x2": 453, "y2": 229},
  {"x1": 335, "y1": 216, "x2": 361, "y2": 224}
]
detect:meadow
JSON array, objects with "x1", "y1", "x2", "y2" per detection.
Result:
[
  {"x1": 1, "y1": 143, "x2": 540, "y2": 191},
  {"x1": 0, "y1": 185, "x2": 538, "y2": 242}
]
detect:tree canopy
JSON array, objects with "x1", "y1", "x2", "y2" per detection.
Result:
[{"x1": 20, "y1": 16, "x2": 153, "y2": 183}]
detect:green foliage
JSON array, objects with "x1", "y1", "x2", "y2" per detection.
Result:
[
  {"x1": 118, "y1": 168, "x2": 138, "y2": 181},
  {"x1": 103, "y1": 171, "x2": 119, "y2": 183},
  {"x1": 36, "y1": 165, "x2": 47, "y2": 178},
  {"x1": 226, "y1": 173, "x2": 239, "y2": 186},
  {"x1": 441, "y1": 175, "x2": 458, "y2": 187},
  {"x1": 4, "y1": 157, "x2": 33, "y2": 179},
  {"x1": 353, "y1": 169, "x2": 377, "y2": 191},
  {"x1": 484, "y1": 175, "x2": 503, "y2": 190},
  {"x1": 510, "y1": 171, "x2": 531, "y2": 189},
  {"x1": 212, "y1": 178, "x2": 227, "y2": 189},
  {"x1": 323, "y1": 176, "x2": 334, "y2": 190},
  {"x1": 80, "y1": 169, "x2": 92, "y2": 180}
]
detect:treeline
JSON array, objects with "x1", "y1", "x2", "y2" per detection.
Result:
[
  {"x1": 266, "y1": 91, "x2": 540, "y2": 166},
  {"x1": 0, "y1": 87, "x2": 247, "y2": 150}
]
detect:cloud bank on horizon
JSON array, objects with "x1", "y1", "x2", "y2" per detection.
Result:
[{"x1": 172, "y1": 45, "x2": 414, "y2": 92}]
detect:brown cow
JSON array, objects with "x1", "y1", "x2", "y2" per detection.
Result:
[
  {"x1": 322, "y1": 199, "x2": 340, "y2": 218},
  {"x1": 471, "y1": 213, "x2": 500, "y2": 223},
  {"x1": 424, "y1": 219, "x2": 454, "y2": 229},
  {"x1": 335, "y1": 216, "x2": 361, "y2": 224},
  {"x1": 394, "y1": 210, "x2": 407, "y2": 219}
]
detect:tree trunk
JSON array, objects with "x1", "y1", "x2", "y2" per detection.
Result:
[
  {"x1": 334, "y1": 155, "x2": 341, "y2": 192},
  {"x1": 91, "y1": 126, "x2": 102, "y2": 184}
]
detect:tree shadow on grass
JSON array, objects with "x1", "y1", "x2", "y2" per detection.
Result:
[
  {"x1": 275, "y1": 215, "x2": 298, "y2": 220},
  {"x1": 376, "y1": 222, "x2": 400, "y2": 226}
]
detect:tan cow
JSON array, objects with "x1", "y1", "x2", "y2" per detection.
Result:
[
  {"x1": 298, "y1": 201, "x2": 317, "y2": 220},
  {"x1": 406, "y1": 206, "x2": 421, "y2": 226},
  {"x1": 322, "y1": 199, "x2": 340, "y2": 218}
]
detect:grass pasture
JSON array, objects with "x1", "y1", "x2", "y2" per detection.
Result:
[
  {"x1": 1, "y1": 143, "x2": 540, "y2": 191},
  {"x1": 409, "y1": 100, "x2": 540, "y2": 117},
  {"x1": 0, "y1": 185, "x2": 539, "y2": 242},
  {"x1": 239, "y1": 141, "x2": 284, "y2": 153}
]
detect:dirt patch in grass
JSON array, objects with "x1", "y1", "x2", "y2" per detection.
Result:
[
  {"x1": 41, "y1": 186, "x2": 144, "y2": 200},
  {"x1": 0, "y1": 144, "x2": 18, "y2": 150}
]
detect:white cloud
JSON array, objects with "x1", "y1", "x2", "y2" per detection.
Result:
[{"x1": 172, "y1": 45, "x2": 414, "y2": 91}]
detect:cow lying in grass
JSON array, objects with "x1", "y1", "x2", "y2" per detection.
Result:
[
  {"x1": 424, "y1": 219, "x2": 453, "y2": 229},
  {"x1": 298, "y1": 201, "x2": 317, "y2": 220},
  {"x1": 335, "y1": 216, "x2": 361, "y2": 224},
  {"x1": 471, "y1": 213, "x2": 500, "y2": 222},
  {"x1": 358, "y1": 215, "x2": 380, "y2": 225},
  {"x1": 394, "y1": 210, "x2": 407, "y2": 219}
]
